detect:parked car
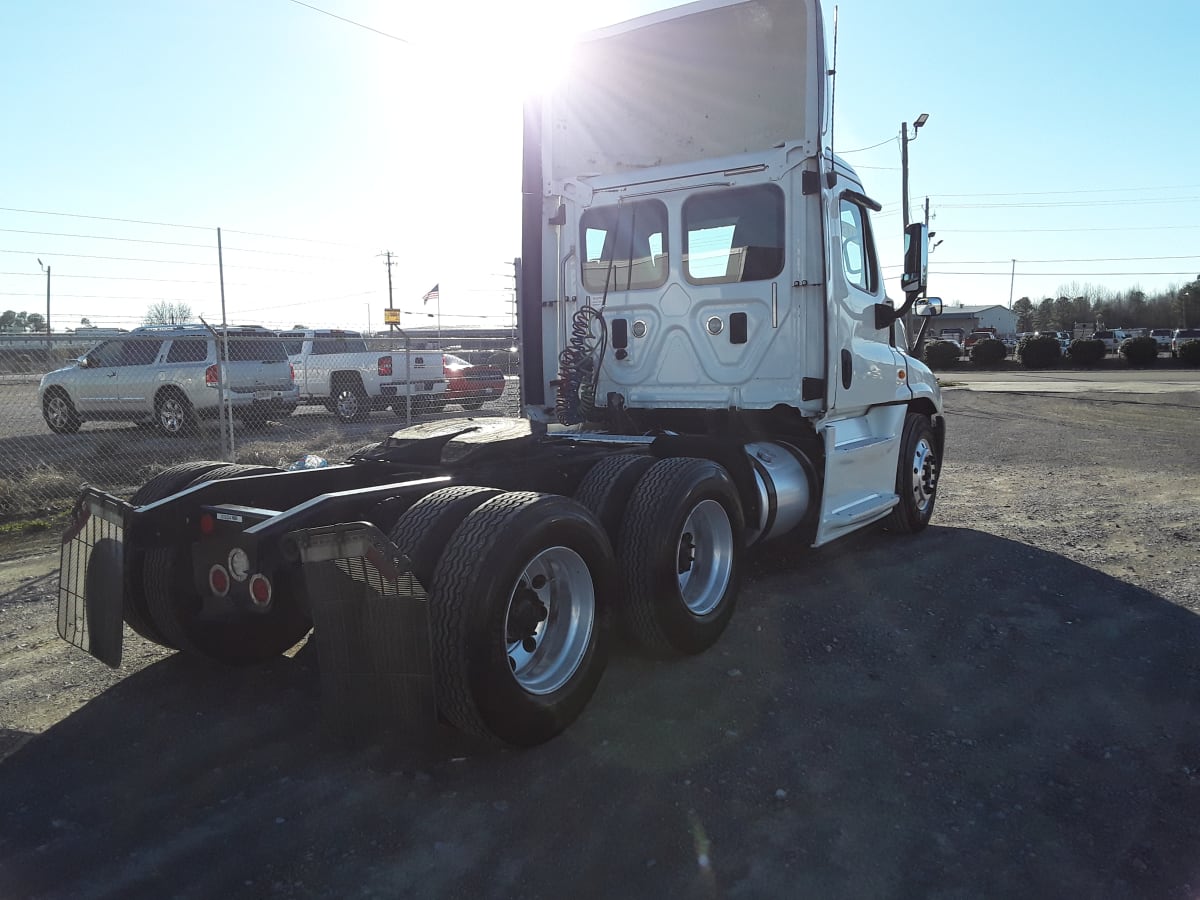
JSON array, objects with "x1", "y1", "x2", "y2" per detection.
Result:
[
  {"x1": 1172, "y1": 328, "x2": 1200, "y2": 358},
  {"x1": 39, "y1": 325, "x2": 298, "y2": 436},
  {"x1": 439, "y1": 353, "x2": 506, "y2": 410},
  {"x1": 1092, "y1": 329, "x2": 1130, "y2": 353},
  {"x1": 1151, "y1": 329, "x2": 1175, "y2": 353},
  {"x1": 964, "y1": 330, "x2": 998, "y2": 350}
]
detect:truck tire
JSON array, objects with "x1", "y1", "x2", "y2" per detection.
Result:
[
  {"x1": 42, "y1": 388, "x2": 82, "y2": 434},
  {"x1": 617, "y1": 458, "x2": 743, "y2": 656},
  {"x1": 427, "y1": 492, "x2": 614, "y2": 745},
  {"x1": 124, "y1": 460, "x2": 229, "y2": 648},
  {"x1": 572, "y1": 453, "x2": 655, "y2": 547},
  {"x1": 144, "y1": 464, "x2": 311, "y2": 663},
  {"x1": 331, "y1": 378, "x2": 369, "y2": 423},
  {"x1": 883, "y1": 413, "x2": 939, "y2": 534},
  {"x1": 387, "y1": 486, "x2": 504, "y2": 587}
]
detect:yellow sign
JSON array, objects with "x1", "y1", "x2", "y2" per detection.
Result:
[{"x1": 383, "y1": 309, "x2": 400, "y2": 324}]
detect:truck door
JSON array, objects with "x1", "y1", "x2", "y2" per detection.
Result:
[{"x1": 827, "y1": 196, "x2": 908, "y2": 418}]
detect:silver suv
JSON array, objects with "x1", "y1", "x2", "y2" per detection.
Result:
[{"x1": 39, "y1": 325, "x2": 298, "y2": 435}]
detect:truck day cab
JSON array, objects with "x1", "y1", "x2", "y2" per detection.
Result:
[{"x1": 57, "y1": 0, "x2": 944, "y2": 747}]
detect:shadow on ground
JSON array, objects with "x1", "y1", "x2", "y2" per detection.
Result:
[{"x1": 2, "y1": 526, "x2": 1198, "y2": 899}]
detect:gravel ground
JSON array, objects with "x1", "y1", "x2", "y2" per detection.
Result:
[{"x1": 1, "y1": 387, "x2": 1198, "y2": 899}]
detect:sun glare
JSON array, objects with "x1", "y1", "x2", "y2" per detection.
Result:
[{"x1": 411, "y1": 4, "x2": 583, "y2": 103}]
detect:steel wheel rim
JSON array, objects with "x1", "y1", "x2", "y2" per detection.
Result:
[
  {"x1": 911, "y1": 436, "x2": 938, "y2": 513},
  {"x1": 503, "y1": 546, "x2": 594, "y2": 695},
  {"x1": 335, "y1": 390, "x2": 359, "y2": 419},
  {"x1": 676, "y1": 499, "x2": 734, "y2": 615},
  {"x1": 159, "y1": 397, "x2": 186, "y2": 433},
  {"x1": 46, "y1": 395, "x2": 71, "y2": 428}
]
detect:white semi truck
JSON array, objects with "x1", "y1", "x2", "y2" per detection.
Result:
[{"x1": 56, "y1": 0, "x2": 944, "y2": 747}]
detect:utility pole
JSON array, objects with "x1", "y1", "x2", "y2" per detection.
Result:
[
  {"x1": 924, "y1": 197, "x2": 930, "y2": 227},
  {"x1": 383, "y1": 250, "x2": 395, "y2": 327},
  {"x1": 1008, "y1": 259, "x2": 1016, "y2": 308},
  {"x1": 37, "y1": 259, "x2": 50, "y2": 351}
]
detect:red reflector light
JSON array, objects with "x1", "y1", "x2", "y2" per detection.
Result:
[
  {"x1": 378, "y1": 355, "x2": 393, "y2": 377},
  {"x1": 199, "y1": 513, "x2": 216, "y2": 535},
  {"x1": 205, "y1": 364, "x2": 219, "y2": 386},
  {"x1": 208, "y1": 564, "x2": 230, "y2": 597},
  {"x1": 249, "y1": 573, "x2": 272, "y2": 607},
  {"x1": 289, "y1": 362, "x2": 296, "y2": 385}
]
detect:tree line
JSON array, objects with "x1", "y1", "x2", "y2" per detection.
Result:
[
  {"x1": 1010, "y1": 277, "x2": 1200, "y2": 333},
  {"x1": 0, "y1": 310, "x2": 46, "y2": 333}
]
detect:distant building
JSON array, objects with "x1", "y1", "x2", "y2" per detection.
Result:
[{"x1": 935, "y1": 303, "x2": 1019, "y2": 336}]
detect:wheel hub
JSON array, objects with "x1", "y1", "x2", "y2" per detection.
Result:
[
  {"x1": 912, "y1": 438, "x2": 938, "y2": 512},
  {"x1": 503, "y1": 546, "x2": 595, "y2": 695},
  {"x1": 506, "y1": 583, "x2": 549, "y2": 651}
]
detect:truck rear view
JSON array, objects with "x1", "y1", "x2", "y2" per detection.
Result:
[{"x1": 57, "y1": 0, "x2": 944, "y2": 749}]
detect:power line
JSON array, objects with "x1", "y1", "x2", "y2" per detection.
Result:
[
  {"x1": 929, "y1": 183, "x2": 1200, "y2": 199},
  {"x1": 0, "y1": 206, "x2": 379, "y2": 249},
  {"x1": 839, "y1": 137, "x2": 897, "y2": 154},
  {"x1": 884, "y1": 253, "x2": 1200, "y2": 269},
  {"x1": 284, "y1": 0, "x2": 410, "y2": 43},
  {"x1": 0, "y1": 227, "x2": 359, "y2": 259},
  {"x1": 947, "y1": 224, "x2": 1200, "y2": 234},
  {"x1": 937, "y1": 196, "x2": 1200, "y2": 210},
  {"x1": 0, "y1": 271, "x2": 234, "y2": 285},
  {"x1": 923, "y1": 271, "x2": 1199, "y2": 277},
  {"x1": 0, "y1": 206, "x2": 208, "y2": 231}
]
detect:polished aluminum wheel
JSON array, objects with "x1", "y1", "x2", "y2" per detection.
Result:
[
  {"x1": 676, "y1": 499, "x2": 734, "y2": 616},
  {"x1": 504, "y1": 546, "x2": 595, "y2": 695},
  {"x1": 334, "y1": 388, "x2": 363, "y2": 421}
]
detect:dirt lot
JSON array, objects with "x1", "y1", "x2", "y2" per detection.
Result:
[{"x1": 1, "y1": 387, "x2": 1199, "y2": 899}]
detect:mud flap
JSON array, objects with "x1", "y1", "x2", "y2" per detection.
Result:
[
  {"x1": 284, "y1": 523, "x2": 436, "y2": 738},
  {"x1": 58, "y1": 489, "x2": 132, "y2": 668}
]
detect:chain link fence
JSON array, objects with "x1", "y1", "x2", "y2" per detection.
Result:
[{"x1": 0, "y1": 331, "x2": 521, "y2": 524}]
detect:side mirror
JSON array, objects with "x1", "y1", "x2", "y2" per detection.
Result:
[
  {"x1": 77, "y1": 355, "x2": 91, "y2": 368},
  {"x1": 914, "y1": 296, "x2": 943, "y2": 317},
  {"x1": 900, "y1": 223, "x2": 928, "y2": 296}
]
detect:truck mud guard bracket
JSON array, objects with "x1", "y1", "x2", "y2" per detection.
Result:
[
  {"x1": 58, "y1": 488, "x2": 134, "y2": 669},
  {"x1": 284, "y1": 522, "x2": 437, "y2": 739}
]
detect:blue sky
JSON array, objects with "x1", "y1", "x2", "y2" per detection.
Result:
[{"x1": 2, "y1": 0, "x2": 1197, "y2": 332}]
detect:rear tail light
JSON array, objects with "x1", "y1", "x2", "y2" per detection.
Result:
[
  {"x1": 289, "y1": 363, "x2": 296, "y2": 385},
  {"x1": 205, "y1": 364, "x2": 219, "y2": 386},
  {"x1": 199, "y1": 513, "x2": 216, "y2": 535},
  {"x1": 378, "y1": 355, "x2": 393, "y2": 377},
  {"x1": 209, "y1": 564, "x2": 230, "y2": 597},
  {"x1": 249, "y1": 573, "x2": 273, "y2": 608}
]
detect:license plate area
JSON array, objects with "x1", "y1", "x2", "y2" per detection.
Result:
[{"x1": 253, "y1": 390, "x2": 274, "y2": 401}]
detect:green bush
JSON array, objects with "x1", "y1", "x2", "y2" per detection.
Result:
[
  {"x1": 1067, "y1": 338, "x2": 1106, "y2": 366},
  {"x1": 1119, "y1": 336, "x2": 1159, "y2": 367},
  {"x1": 1177, "y1": 339, "x2": 1200, "y2": 366},
  {"x1": 1017, "y1": 334, "x2": 1062, "y2": 369},
  {"x1": 922, "y1": 340, "x2": 961, "y2": 369},
  {"x1": 969, "y1": 338, "x2": 1007, "y2": 367}
]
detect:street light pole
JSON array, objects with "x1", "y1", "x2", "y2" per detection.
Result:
[
  {"x1": 900, "y1": 113, "x2": 929, "y2": 228},
  {"x1": 37, "y1": 258, "x2": 50, "y2": 351}
]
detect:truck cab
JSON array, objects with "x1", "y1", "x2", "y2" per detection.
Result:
[{"x1": 518, "y1": 0, "x2": 943, "y2": 546}]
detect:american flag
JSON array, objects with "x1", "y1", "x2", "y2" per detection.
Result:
[{"x1": 422, "y1": 283, "x2": 439, "y2": 305}]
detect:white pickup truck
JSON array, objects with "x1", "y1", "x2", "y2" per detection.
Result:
[{"x1": 278, "y1": 329, "x2": 446, "y2": 422}]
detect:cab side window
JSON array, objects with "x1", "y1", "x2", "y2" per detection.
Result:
[{"x1": 839, "y1": 200, "x2": 879, "y2": 294}]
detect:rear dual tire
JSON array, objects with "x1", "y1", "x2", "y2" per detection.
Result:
[{"x1": 390, "y1": 490, "x2": 614, "y2": 746}]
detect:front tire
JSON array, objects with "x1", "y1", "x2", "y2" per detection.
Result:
[
  {"x1": 43, "y1": 390, "x2": 81, "y2": 434},
  {"x1": 884, "y1": 413, "x2": 940, "y2": 534},
  {"x1": 427, "y1": 492, "x2": 614, "y2": 746},
  {"x1": 617, "y1": 458, "x2": 743, "y2": 656}
]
